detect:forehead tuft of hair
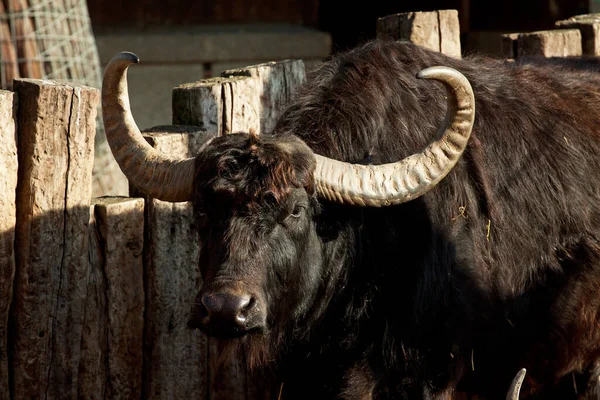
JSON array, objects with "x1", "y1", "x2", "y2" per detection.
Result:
[{"x1": 196, "y1": 133, "x2": 317, "y2": 206}]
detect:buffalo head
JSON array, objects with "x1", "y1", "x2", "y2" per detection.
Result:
[{"x1": 101, "y1": 51, "x2": 475, "y2": 362}]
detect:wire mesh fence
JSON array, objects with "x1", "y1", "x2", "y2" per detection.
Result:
[{"x1": 0, "y1": 0, "x2": 128, "y2": 197}]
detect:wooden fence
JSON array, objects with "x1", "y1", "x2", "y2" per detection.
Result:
[{"x1": 0, "y1": 9, "x2": 599, "y2": 400}]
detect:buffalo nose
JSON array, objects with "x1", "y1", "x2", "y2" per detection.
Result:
[{"x1": 200, "y1": 292, "x2": 256, "y2": 328}]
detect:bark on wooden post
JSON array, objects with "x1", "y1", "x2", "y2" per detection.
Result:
[
  {"x1": 0, "y1": 90, "x2": 16, "y2": 400},
  {"x1": 556, "y1": 14, "x2": 600, "y2": 56},
  {"x1": 517, "y1": 29, "x2": 582, "y2": 58},
  {"x1": 10, "y1": 79, "x2": 98, "y2": 399},
  {"x1": 172, "y1": 59, "x2": 306, "y2": 136},
  {"x1": 376, "y1": 10, "x2": 462, "y2": 58},
  {"x1": 136, "y1": 125, "x2": 214, "y2": 399},
  {"x1": 79, "y1": 197, "x2": 145, "y2": 399}
]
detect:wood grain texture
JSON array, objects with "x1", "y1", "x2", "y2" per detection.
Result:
[
  {"x1": 173, "y1": 59, "x2": 306, "y2": 137},
  {"x1": 376, "y1": 10, "x2": 462, "y2": 58},
  {"x1": 0, "y1": 90, "x2": 16, "y2": 400},
  {"x1": 138, "y1": 126, "x2": 214, "y2": 400},
  {"x1": 11, "y1": 79, "x2": 97, "y2": 399}
]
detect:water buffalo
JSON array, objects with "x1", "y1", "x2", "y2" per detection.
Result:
[{"x1": 101, "y1": 39, "x2": 600, "y2": 399}]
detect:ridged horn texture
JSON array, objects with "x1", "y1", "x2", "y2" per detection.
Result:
[
  {"x1": 313, "y1": 66, "x2": 476, "y2": 207},
  {"x1": 506, "y1": 368, "x2": 526, "y2": 400},
  {"x1": 102, "y1": 51, "x2": 196, "y2": 202}
]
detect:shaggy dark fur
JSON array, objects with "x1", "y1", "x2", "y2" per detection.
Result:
[{"x1": 189, "y1": 40, "x2": 600, "y2": 399}]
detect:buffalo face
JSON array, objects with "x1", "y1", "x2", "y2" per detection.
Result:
[{"x1": 189, "y1": 133, "x2": 323, "y2": 344}]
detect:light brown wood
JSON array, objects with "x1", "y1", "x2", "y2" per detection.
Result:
[
  {"x1": 0, "y1": 1, "x2": 19, "y2": 89},
  {"x1": 438, "y1": 10, "x2": 462, "y2": 58},
  {"x1": 78, "y1": 202, "x2": 108, "y2": 399},
  {"x1": 83, "y1": 197, "x2": 146, "y2": 399},
  {"x1": 172, "y1": 77, "x2": 228, "y2": 135},
  {"x1": 376, "y1": 10, "x2": 462, "y2": 58},
  {"x1": 517, "y1": 29, "x2": 582, "y2": 58},
  {"x1": 11, "y1": 78, "x2": 98, "y2": 399},
  {"x1": 0, "y1": 90, "x2": 16, "y2": 400},
  {"x1": 173, "y1": 59, "x2": 306, "y2": 136},
  {"x1": 221, "y1": 59, "x2": 306, "y2": 135},
  {"x1": 138, "y1": 125, "x2": 214, "y2": 399},
  {"x1": 10, "y1": 0, "x2": 44, "y2": 79},
  {"x1": 556, "y1": 14, "x2": 600, "y2": 56}
]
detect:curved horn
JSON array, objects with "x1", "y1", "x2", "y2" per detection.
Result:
[
  {"x1": 102, "y1": 51, "x2": 196, "y2": 202},
  {"x1": 506, "y1": 368, "x2": 526, "y2": 400},
  {"x1": 314, "y1": 66, "x2": 475, "y2": 207}
]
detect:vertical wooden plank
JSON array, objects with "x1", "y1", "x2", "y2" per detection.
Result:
[
  {"x1": 500, "y1": 33, "x2": 520, "y2": 59},
  {"x1": 376, "y1": 10, "x2": 462, "y2": 58},
  {"x1": 172, "y1": 76, "x2": 249, "y2": 136},
  {"x1": 78, "y1": 203, "x2": 108, "y2": 400},
  {"x1": 377, "y1": 11, "x2": 439, "y2": 51},
  {"x1": 0, "y1": 90, "x2": 16, "y2": 400},
  {"x1": 172, "y1": 78, "x2": 226, "y2": 135},
  {"x1": 139, "y1": 125, "x2": 215, "y2": 400},
  {"x1": 173, "y1": 60, "x2": 306, "y2": 137},
  {"x1": 80, "y1": 197, "x2": 146, "y2": 400},
  {"x1": 517, "y1": 29, "x2": 582, "y2": 58},
  {"x1": 221, "y1": 75, "x2": 263, "y2": 135},
  {"x1": 98, "y1": 197, "x2": 147, "y2": 399},
  {"x1": 11, "y1": 79, "x2": 98, "y2": 399},
  {"x1": 438, "y1": 10, "x2": 462, "y2": 58},
  {"x1": 556, "y1": 15, "x2": 600, "y2": 56},
  {"x1": 51, "y1": 84, "x2": 98, "y2": 399},
  {"x1": 221, "y1": 59, "x2": 306, "y2": 135}
]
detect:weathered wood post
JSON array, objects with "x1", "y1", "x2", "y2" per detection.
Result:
[
  {"x1": 172, "y1": 59, "x2": 306, "y2": 135},
  {"x1": 376, "y1": 10, "x2": 462, "y2": 58},
  {"x1": 79, "y1": 197, "x2": 145, "y2": 399},
  {"x1": 10, "y1": 79, "x2": 98, "y2": 399},
  {"x1": 220, "y1": 60, "x2": 306, "y2": 134},
  {"x1": 501, "y1": 29, "x2": 582, "y2": 60},
  {"x1": 555, "y1": 14, "x2": 600, "y2": 56},
  {"x1": 0, "y1": 90, "x2": 16, "y2": 400},
  {"x1": 134, "y1": 125, "x2": 214, "y2": 400}
]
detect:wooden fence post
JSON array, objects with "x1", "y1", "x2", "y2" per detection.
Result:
[
  {"x1": 79, "y1": 197, "x2": 145, "y2": 399},
  {"x1": 376, "y1": 10, "x2": 462, "y2": 58},
  {"x1": 518, "y1": 29, "x2": 582, "y2": 58},
  {"x1": 500, "y1": 33, "x2": 520, "y2": 59},
  {"x1": 555, "y1": 14, "x2": 600, "y2": 56},
  {"x1": 172, "y1": 59, "x2": 306, "y2": 135},
  {"x1": 10, "y1": 79, "x2": 98, "y2": 399},
  {"x1": 0, "y1": 90, "x2": 16, "y2": 400},
  {"x1": 501, "y1": 29, "x2": 582, "y2": 60},
  {"x1": 79, "y1": 202, "x2": 108, "y2": 399},
  {"x1": 172, "y1": 77, "x2": 245, "y2": 136},
  {"x1": 135, "y1": 125, "x2": 214, "y2": 400},
  {"x1": 220, "y1": 60, "x2": 306, "y2": 135}
]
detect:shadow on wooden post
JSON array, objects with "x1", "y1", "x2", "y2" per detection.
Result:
[
  {"x1": 0, "y1": 90, "x2": 16, "y2": 400},
  {"x1": 9, "y1": 79, "x2": 98, "y2": 399}
]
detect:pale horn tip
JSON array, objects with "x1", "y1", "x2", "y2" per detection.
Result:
[
  {"x1": 506, "y1": 368, "x2": 527, "y2": 400},
  {"x1": 108, "y1": 51, "x2": 140, "y2": 68}
]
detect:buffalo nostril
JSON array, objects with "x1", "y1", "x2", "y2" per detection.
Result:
[
  {"x1": 200, "y1": 292, "x2": 256, "y2": 328},
  {"x1": 236, "y1": 296, "x2": 257, "y2": 324}
]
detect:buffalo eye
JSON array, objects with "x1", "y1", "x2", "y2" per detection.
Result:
[{"x1": 290, "y1": 204, "x2": 304, "y2": 218}]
